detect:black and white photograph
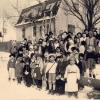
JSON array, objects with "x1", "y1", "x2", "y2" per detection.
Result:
[{"x1": 0, "y1": 0, "x2": 100, "y2": 100}]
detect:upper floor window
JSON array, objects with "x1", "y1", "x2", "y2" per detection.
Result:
[{"x1": 68, "y1": 24, "x2": 75, "y2": 33}]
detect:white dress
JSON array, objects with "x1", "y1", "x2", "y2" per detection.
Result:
[{"x1": 64, "y1": 64, "x2": 80, "y2": 92}]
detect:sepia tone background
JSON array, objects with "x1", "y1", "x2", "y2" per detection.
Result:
[{"x1": 0, "y1": 0, "x2": 99, "y2": 100}]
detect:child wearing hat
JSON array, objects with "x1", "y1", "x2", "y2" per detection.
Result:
[{"x1": 45, "y1": 54, "x2": 57, "y2": 94}]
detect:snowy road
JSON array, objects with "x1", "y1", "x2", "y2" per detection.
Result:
[{"x1": 0, "y1": 52, "x2": 92, "y2": 100}]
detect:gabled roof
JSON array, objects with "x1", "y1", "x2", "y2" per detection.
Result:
[{"x1": 16, "y1": 0, "x2": 62, "y2": 26}]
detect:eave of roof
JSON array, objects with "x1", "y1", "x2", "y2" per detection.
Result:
[
  {"x1": 15, "y1": 16, "x2": 56, "y2": 27},
  {"x1": 15, "y1": 22, "x2": 32, "y2": 27}
]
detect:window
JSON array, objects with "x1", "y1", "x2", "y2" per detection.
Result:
[
  {"x1": 22, "y1": 27, "x2": 25, "y2": 38},
  {"x1": 33, "y1": 26, "x2": 36, "y2": 36},
  {"x1": 68, "y1": 24, "x2": 75, "y2": 33},
  {"x1": 46, "y1": 3, "x2": 55, "y2": 10},
  {"x1": 40, "y1": 26, "x2": 42, "y2": 36}
]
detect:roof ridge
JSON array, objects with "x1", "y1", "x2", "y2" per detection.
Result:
[{"x1": 22, "y1": 0, "x2": 61, "y2": 12}]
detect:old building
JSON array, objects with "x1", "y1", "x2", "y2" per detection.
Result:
[
  {"x1": 15, "y1": 0, "x2": 100, "y2": 42},
  {"x1": 0, "y1": 18, "x2": 16, "y2": 42}
]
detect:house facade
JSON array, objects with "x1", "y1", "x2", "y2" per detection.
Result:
[{"x1": 15, "y1": 0, "x2": 100, "y2": 42}]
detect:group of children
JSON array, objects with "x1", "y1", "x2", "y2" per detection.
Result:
[{"x1": 7, "y1": 30, "x2": 100, "y2": 97}]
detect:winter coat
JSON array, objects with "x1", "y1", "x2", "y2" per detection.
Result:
[
  {"x1": 7, "y1": 59, "x2": 16, "y2": 70},
  {"x1": 23, "y1": 64, "x2": 31, "y2": 77},
  {"x1": 15, "y1": 62, "x2": 24, "y2": 78},
  {"x1": 23, "y1": 64, "x2": 33, "y2": 87},
  {"x1": 30, "y1": 62, "x2": 36, "y2": 78},
  {"x1": 36, "y1": 58, "x2": 44, "y2": 74},
  {"x1": 64, "y1": 64, "x2": 80, "y2": 92},
  {"x1": 34, "y1": 66, "x2": 42, "y2": 80},
  {"x1": 56, "y1": 61, "x2": 68, "y2": 77}
]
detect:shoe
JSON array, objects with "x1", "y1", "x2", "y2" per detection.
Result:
[
  {"x1": 48, "y1": 90, "x2": 52, "y2": 94},
  {"x1": 51, "y1": 90, "x2": 56, "y2": 95}
]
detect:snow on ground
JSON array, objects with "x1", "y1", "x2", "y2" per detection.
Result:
[{"x1": 0, "y1": 52, "x2": 92, "y2": 100}]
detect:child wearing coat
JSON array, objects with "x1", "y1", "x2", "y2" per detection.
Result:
[
  {"x1": 33, "y1": 64, "x2": 42, "y2": 89},
  {"x1": 30, "y1": 54, "x2": 36, "y2": 85},
  {"x1": 23, "y1": 61, "x2": 33, "y2": 87},
  {"x1": 15, "y1": 57, "x2": 24, "y2": 84},
  {"x1": 7, "y1": 55, "x2": 16, "y2": 81},
  {"x1": 64, "y1": 58, "x2": 80, "y2": 98}
]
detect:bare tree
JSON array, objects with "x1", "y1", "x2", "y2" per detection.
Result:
[{"x1": 63, "y1": 0, "x2": 100, "y2": 31}]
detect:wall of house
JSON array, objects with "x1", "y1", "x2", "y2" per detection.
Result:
[
  {"x1": 16, "y1": 27, "x2": 23, "y2": 41},
  {"x1": 25, "y1": 25, "x2": 33, "y2": 41},
  {"x1": 36, "y1": 22, "x2": 43, "y2": 40},
  {"x1": 16, "y1": 24, "x2": 34, "y2": 42},
  {"x1": 55, "y1": 0, "x2": 84, "y2": 35},
  {"x1": 55, "y1": 0, "x2": 68, "y2": 35}
]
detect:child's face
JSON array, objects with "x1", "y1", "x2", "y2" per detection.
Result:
[
  {"x1": 83, "y1": 34, "x2": 86, "y2": 38},
  {"x1": 79, "y1": 57, "x2": 83, "y2": 61},
  {"x1": 32, "y1": 57, "x2": 36, "y2": 62},
  {"x1": 70, "y1": 60, "x2": 75, "y2": 65},
  {"x1": 73, "y1": 50, "x2": 77, "y2": 54},
  {"x1": 60, "y1": 57, "x2": 63, "y2": 62},
  {"x1": 37, "y1": 56, "x2": 41, "y2": 60},
  {"x1": 10, "y1": 57, "x2": 14, "y2": 61},
  {"x1": 17, "y1": 59, "x2": 20, "y2": 63},
  {"x1": 50, "y1": 56, "x2": 55, "y2": 62}
]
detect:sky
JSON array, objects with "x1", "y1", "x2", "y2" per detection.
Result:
[{"x1": 0, "y1": 0, "x2": 45, "y2": 16}]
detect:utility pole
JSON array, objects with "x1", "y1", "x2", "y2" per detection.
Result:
[{"x1": 2, "y1": 9, "x2": 6, "y2": 42}]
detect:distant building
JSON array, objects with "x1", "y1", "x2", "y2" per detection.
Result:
[
  {"x1": 15, "y1": 0, "x2": 100, "y2": 41},
  {"x1": 0, "y1": 18, "x2": 16, "y2": 42}
]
